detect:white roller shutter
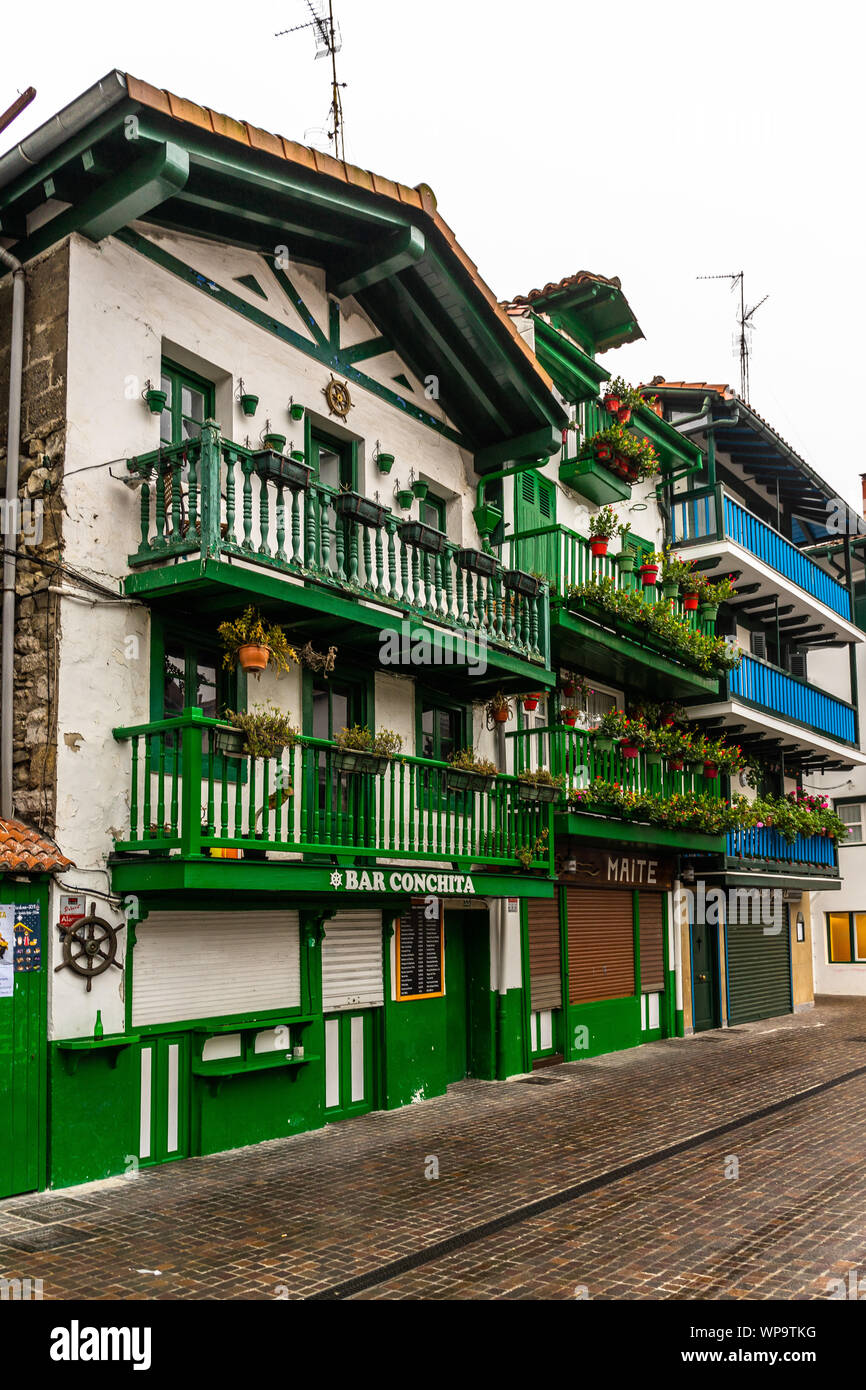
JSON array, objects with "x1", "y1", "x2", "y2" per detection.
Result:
[
  {"x1": 322, "y1": 911, "x2": 383, "y2": 1012},
  {"x1": 132, "y1": 910, "x2": 300, "y2": 1027}
]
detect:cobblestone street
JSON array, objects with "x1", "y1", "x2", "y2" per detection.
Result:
[{"x1": 3, "y1": 997, "x2": 866, "y2": 1301}]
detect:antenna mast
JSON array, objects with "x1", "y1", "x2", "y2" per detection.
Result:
[
  {"x1": 276, "y1": 1, "x2": 346, "y2": 161},
  {"x1": 697, "y1": 270, "x2": 769, "y2": 403}
]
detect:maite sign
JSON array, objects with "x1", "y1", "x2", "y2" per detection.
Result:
[{"x1": 329, "y1": 867, "x2": 476, "y2": 896}]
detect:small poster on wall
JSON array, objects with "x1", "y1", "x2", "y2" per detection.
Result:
[
  {"x1": 396, "y1": 897, "x2": 444, "y2": 1002},
  {"x1": 0, "y1": 904, "x2": 14, "y2": 997},
  {"x1": 13, "y1": 903, "x2": 42, "y2": 972}
]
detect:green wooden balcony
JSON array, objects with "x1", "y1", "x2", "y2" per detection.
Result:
[
  {"x1": 123, "y1": 425, "x2": 550, "y2": 673},
  {"x1": 112, "y1": 709, "x2": 554, "y2": 876}
]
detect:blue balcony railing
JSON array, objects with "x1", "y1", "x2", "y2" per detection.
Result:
[
  {"x1": 668, "y1": 484, "x2": 852, "y2": 620},
  {"x1": 727, "y1": 826, "x2": 838, "y2": 870},
  {"x1": 728, "y1": 655, "x2": 857, "y2": 744}
]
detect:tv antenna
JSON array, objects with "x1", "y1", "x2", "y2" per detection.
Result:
[
  {"x1": 697, "y1": 271, "x2": 768, "y2": 403},
  {"x1": 276, "y1": 1, "x2": 346, "y2": 161}
]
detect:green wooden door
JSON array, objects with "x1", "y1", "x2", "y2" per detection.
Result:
[
  {"x1": 323, "y1": 1010, "x2": 376, "y2": 1119},
  {"x1": 0, "y1": 895, "x2": 46, "y2": 1198},
  {"x1": 691, "y1": 922, "x2": 719, "y2": 1032},
  {"x1": 514, "y1": 471, "x2": 558, "y2": 590},
  {"x1": 138, "y1": 1033, "x2": 190, "y2": 1167},
  {"x1": 445, "y1": 914, "x2": 468, "y2": 1083}
]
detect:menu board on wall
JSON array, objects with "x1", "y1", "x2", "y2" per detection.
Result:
[{"x1": 396, "y1": 898, "x2": 444, "y2": 1001}]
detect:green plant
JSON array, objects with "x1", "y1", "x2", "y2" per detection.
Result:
[
  {"x1": 566, "y1": 578, "x2": 741, "y2": 675},
  {"x1": 217, "y1": 607, "x2": 299, "y2": 675},
  {"x1": 589, "y1": 505, "x2": 618, "y2": 540},
  {"x1": 484, "y1": 690, "x2": 514, "y2": 726},
  {"x1": 603, "y1": 377, "x2": 644, "y2": 412},
  {"x1": 661, "y1": 549, "x2": 699, "y2": 588},
  {"x1": 447, "y1": 748, "x2": 498, "y2": 776},
  {"x1": 515, "y1": 826, "x2": 549, "y2": 871},
  {"x1": 616, "y1": 521, "x2": 632, "y2": 546},
  {"x1": 335, "y1": 725, "x2": 403, "y2": 758},
  {"x1": 225, "y1": 705, "x2": 299, "y2": 759},
  {"x1": 698, "y1": 574, "x2": 737, "y2": 604},
  {"x1": 517, "y1": 768, "x2": 565, "y2": 787}
]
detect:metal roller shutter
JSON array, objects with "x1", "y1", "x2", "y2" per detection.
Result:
[
  {"x1": 566, "y1": 888, "x2": 634, "y2": 1004},
  {"x1": 638, "y1": 893, "x2": 665, "y2": 993},
  {"x1": 726, "y1": 904, "x2": 791, "y2": 1025},
  {"x1": 132, "y1": 911, "x2": 300, "y2": 1026},
  {"x1": 322, "y1": 912, "x2": 384, "y2": 1012},
  {"x1": 528, "y1": 892, "x2": 562, "y2": 1010}
]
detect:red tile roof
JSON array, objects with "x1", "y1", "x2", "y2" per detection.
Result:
[
  {"x1": 510, "y1": 270, "x2": 625, "y2": 305},
  {"x1": 0, "y1": 819, "x2": 72, "y2": 874}
]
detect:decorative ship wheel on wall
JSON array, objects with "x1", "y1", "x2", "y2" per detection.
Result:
[
  {"x1": 323, "y1": 374, "x2": 353, "y2": 419},
  {"x1": 54, "y1": 905, "x2": 125, "y2": 992}
]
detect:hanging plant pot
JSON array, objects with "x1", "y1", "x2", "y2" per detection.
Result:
[
  {"x1": 503, "y1": 568, "x2": 542, "y2": 598},
  {"x1": 237, "y1": 644, "x2": 271, "y2": 674},
  {"x1": 620, "y1": 741, "x2": 640, "y2": 759},
  {"x1": 333, "y1": 748, "x2": 392, "y2": 777},
  {"x1": 560, "y1": 709, "x2": 578, "y2": 728},
  {"x1": 290, "y1": 403, "x2": 305, "y2": 421},
  {"x1": 253, "y1": 450, "x2": 311, "y2": 491},
  {"x1": 377, "y1": 453, "x2": 395, "y2": 474},
  {"x1": 639, "y1": 564, "x2": 659, "y2": 587},
  {"x1": 589, "y1": 537, "x2": 610, "y2": 557},
  {"x1": 396, "y1": 488, "x2": 415, "y2": 511},
  {"x1": 334, "y1": 491, "x2": 388, "y2": 528},
  {"x1": 646, "y1": 751, "x2": 663, "y2": 767},
  {"x1": 240, "y1": 393, "x2": 259, "y2": 417},
  {"x1": 522, "y1": 694, "x2": 542, "y2": 712},
  {"x1": 616, "y1": 406, "x2": 632, "y2": 425},
  {"x1": 668, "y1": 758, "x2": 685, "y2": 772},
  {"x1": 457, "y1": 547, "x2": 498, "y2": 577},
  {"x1": 662, "y1": 582, "x2": 679, "y2": 600},
  {"x1": 560, "y1": 680, "x2": 575, "y2": 698},
  {"x1": 446, "y1": 768, "x2": 495, "y2": 795},
  {"x1": 703, "y1": 762, "x2": 719, "y2": 779},
  {"x1": 263, "y1": 433, "x2": 287, "y2": 454},
  {"x1": 492, "y1": 707, "x2": 510, "y2": 724},
  {"x1": 686, "y1": 760, "x2": 704, "y2": 775},
  {"x1": 682, "y1": 591, "x2": 700, "y2": 611},
  {"x1": 617, "y1": 551, "x2": 636, "y2": 575},
  {"x1": 602, "y1": 393, "x2": 621, "y2": 414},
  {"x1": 699, "y1": 603, "x2": 719, "y2": 623},
  {"x1": 560, "y1": 459, "x2": 631, "y2": 505},
  {"x1": 400, "y1": 519, "x2": 448, "y2": 554},
  {"x1": 411, "y1": 479, "x2": 429, "y2": 501},
  {"x1": 517, "y1": 781, "x2": 560, "y2": 804},
  {"x1": 213, "y1": 727, "x2": 246, "y2": 759},
  {"x1": 472, "y1": 501, "x2": 503, "y2": 537},
  {"x1": 594, "y1": 736, "x2": 614, "y2": 754},
  {"x1": 145, "y1": 387, "x2": 167, "y2": 415}
]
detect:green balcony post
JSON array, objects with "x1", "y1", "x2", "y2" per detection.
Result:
[
  {"x1": 180, "y1": 709, "x2": 204, "y2": 857},
  {"x1": 199, "y1": 420, "x2": 222, "y2": 559}
]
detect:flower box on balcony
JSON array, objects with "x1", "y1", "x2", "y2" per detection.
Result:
[
  {"x1": 334, "y1": 492, "x2": 388, "y2": 528},
  {"x1": 446, "y1": 768, "x2": 495, "y2": 795},
  {"x1": 212, "y1": 727, "x2": 246, "y2": 759},
  {"x1": 593, "y1": 735, "x2": 614, "y2": 754},
  {"x1": 253, "y1": 450, "x2": 312, "y2": 491},
  {"x1": 399, "y1": 520, "x2": 448, "y2": 554},
  {"x1": 559, "y1": 457, "x2": 631, "y2": 506},
  {"x1": 457, "y1": 547, "x2": 498, "y2": 577},
  {"x1": 517, "y1": 781, "x2": 561, "y2": 804},
  {"x1": 332, "y1": 748, "x2": 392, "y2": 776},
  {"x1": 503, "y1": 568, "x2": 542, "y2": 597}
]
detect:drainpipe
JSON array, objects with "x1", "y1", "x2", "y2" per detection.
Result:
[
  {"x1": 476, "y1": 458, "x2": 547, "y2": 551},
  {"x1": 0, "y1": 246, "x2": 24, "y2": 820}
]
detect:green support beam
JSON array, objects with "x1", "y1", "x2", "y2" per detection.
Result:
[
  {"x1": 475, "y1": 426, "x2": 562, "y2": 473},
  {"x1": 332, "y1": 225, "x2": 426, "y2": 298}
]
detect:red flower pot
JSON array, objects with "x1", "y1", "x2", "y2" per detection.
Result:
[
  {"x1": 620, "y1": 742, "x2": 640, "y2": 759},
  {"x1": 589, "y1": 537, "x2": 609, "y2": 557},
  {"x1": 560, "y1": 681, "x2": 575, "y2": 698},
  {"x1": 669, "y1": 758, "x2": 684, "y2": 771},
  {"x1": 603, "y1": 394, "x2": 621, "y2": 414},
  {"x1": 665, "y1": 714, "x2": 676, "y2": 726},
  {"x1": 522, "y1": 695, "x2": 540, "y2": 712},
  {"x1": 639, "y1": 565, "x2": 659, "y2": 587},
  {"x1": 617, "y1": 406, "x2": 632, "y2": 425},
  {"x1": 703, "y1": 763, "x2": 719, "y2": 779},
  {"x1": 562, "y1": 710, "x2": 578, "y2": 727},
  {"x1": 683, "y1": 592, "x2": 699, "y2": 610},
  {"x1": 595, "y1": 444, "x2": 613, "y2": 462}
]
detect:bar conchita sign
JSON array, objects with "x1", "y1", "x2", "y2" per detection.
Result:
[{"x1": 328, "y1": 868, "x2": 476, "y2": 896}]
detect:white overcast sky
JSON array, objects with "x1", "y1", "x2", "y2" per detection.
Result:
[{"x1": 3, "y1": 0, "x2": 864, "y2": 509}]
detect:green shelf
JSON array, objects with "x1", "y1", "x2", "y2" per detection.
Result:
[
  {"x1": 192, "y1": 1051, "x2": 320, "y2": 1096},
  {"x1": 56, "y1": 1034, "x2": 141, "y2": 1075}
]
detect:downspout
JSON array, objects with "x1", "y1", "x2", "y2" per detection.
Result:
[
  {"x1": 475, "y1": 457, "x2": 548, "y2": 551},
  {"x1": 0, "y1": 246, "x2": 24, "y2": 819}
]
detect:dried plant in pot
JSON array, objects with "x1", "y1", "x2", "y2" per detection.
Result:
[
  {"x1": 332, "y1": 725, "x2": 403, "y2": 776},
  {"x1": 446, "y1": 748, "x2": 498, "y2": 795}
]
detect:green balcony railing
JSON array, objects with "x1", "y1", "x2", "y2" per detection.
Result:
[
  {"x1": 509, "y1": 724, "x2": 718, "y2": 803},
  {"x1": 112, "y1": 709, "x2": 554, "y2": 873},
  {"x1": 125, "y1": 425, "x2": 549, "y2": 666}
]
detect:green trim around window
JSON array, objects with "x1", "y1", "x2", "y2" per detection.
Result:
[
  {"x1": 304, "y1": 420, "x2": 358, "y2": 491},
  {"x1": 160, "y1": 358, "x2": 215, "y2": 446},
  {"x1": 420, "y1": 492, "x2": 447, "y2": 533}
]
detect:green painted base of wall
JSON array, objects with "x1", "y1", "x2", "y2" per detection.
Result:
[
  {"x1": 497, "y1": 988, "x2": 525, "y2": 1079},
  {"x1": 565, "y1": 996, "x2": 642, "y2": 1060},
  {"x1": 48, "y1": 1045, "x2": 139, "y2": 1189},
  {"x1": 383, "y1": 995, "x2": 449, "y2": 1109}
]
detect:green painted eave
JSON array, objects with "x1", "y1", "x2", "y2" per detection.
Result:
[
  {"x1": 109, "y1": 857, "x2": 555, "y2": 899},
  {"x1": 532, "y1": 280, "x2": 644, "y2": 354},
  {"x1": 551, "y1": 607, "x2": 719, "y2": 699},
  {"x1": 532, "y1": 317, "x2": 609, "y2": 404},
  {"x1": 554, "y1": 813, "x2": 724, "y2": 854}
]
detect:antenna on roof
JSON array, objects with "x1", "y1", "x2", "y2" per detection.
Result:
[
  {"x1": 697, "y1": 271, "x2": 769, "y2": 404},
  {"x1": 276, "y1": 1, "x2": 347, "y2": 162}
]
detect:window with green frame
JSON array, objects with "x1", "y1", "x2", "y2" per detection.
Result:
[
  {"x1": 307, "y1": 427, "x2": 356, "y2": 491},
  {"x1": 827, "y1": 911, "x2": 866, "y2": 963},
  {"x1": 160, "y1": 360, "x2": 215, "y2": 446},
  {"x1": 419, "y1": 698, "x2": 466, "y2": 763},
  {"x1": 419, "y1": 491, "x2": 447, "y2": 533},
  {"x1": 153, "y1": 623, "x2": 241, "y2": 768}
]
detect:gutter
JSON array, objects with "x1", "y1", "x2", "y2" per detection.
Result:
[
  {"x1": 0, "y1": 71, "x2": 128, "y2": 192},
  {"x1": 0, "y1": 246, "x2": 24, "y2": 818}
]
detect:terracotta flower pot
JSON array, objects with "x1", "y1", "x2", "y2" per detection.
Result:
[
  {"x1": 639, "y1": 565, "x2": 659, "y2": 587},
  {"x1": 237, "y1": 644, "x2": 270, "y2": 673},
  {"x1": 683, "y1": 592, "x2": 700, "y2": 610},
  {"x1": 493, "y1": 708, "x2": 510, "y2": 723},
  {"x1": 589, "y1": 537, "x2": 610, "y2": 557}
]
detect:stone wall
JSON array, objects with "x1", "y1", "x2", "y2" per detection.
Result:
[{"x1": 0, "y1": 241, "x2": 69, "y2": 832}]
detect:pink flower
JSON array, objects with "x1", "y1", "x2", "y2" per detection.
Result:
[{"x1": 756, "y1": 821, "x2": 764, "y2": 829}]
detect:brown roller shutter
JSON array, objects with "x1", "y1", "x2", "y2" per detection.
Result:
[
  {"x1": 638, "y1": 893, "x2": 665, "y2": 993},
  {"x1": 566, "y1": 888, "x2": 634, "y2": 1004},
  {"x1": 528, "y1": 892, "x2": 562, "y2": 1010}
]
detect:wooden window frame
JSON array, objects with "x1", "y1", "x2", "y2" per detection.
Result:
[{"x1": 160, "y1": 358, "x2": 215, "y2": 446}]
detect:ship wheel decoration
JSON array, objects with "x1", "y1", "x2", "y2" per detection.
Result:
[
  {"x1": 55, "y1": 906, "x2": 125, "y2": 992},
  {"x1": 323, "y1": 374, "x2": 352, "y2": 419}
]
